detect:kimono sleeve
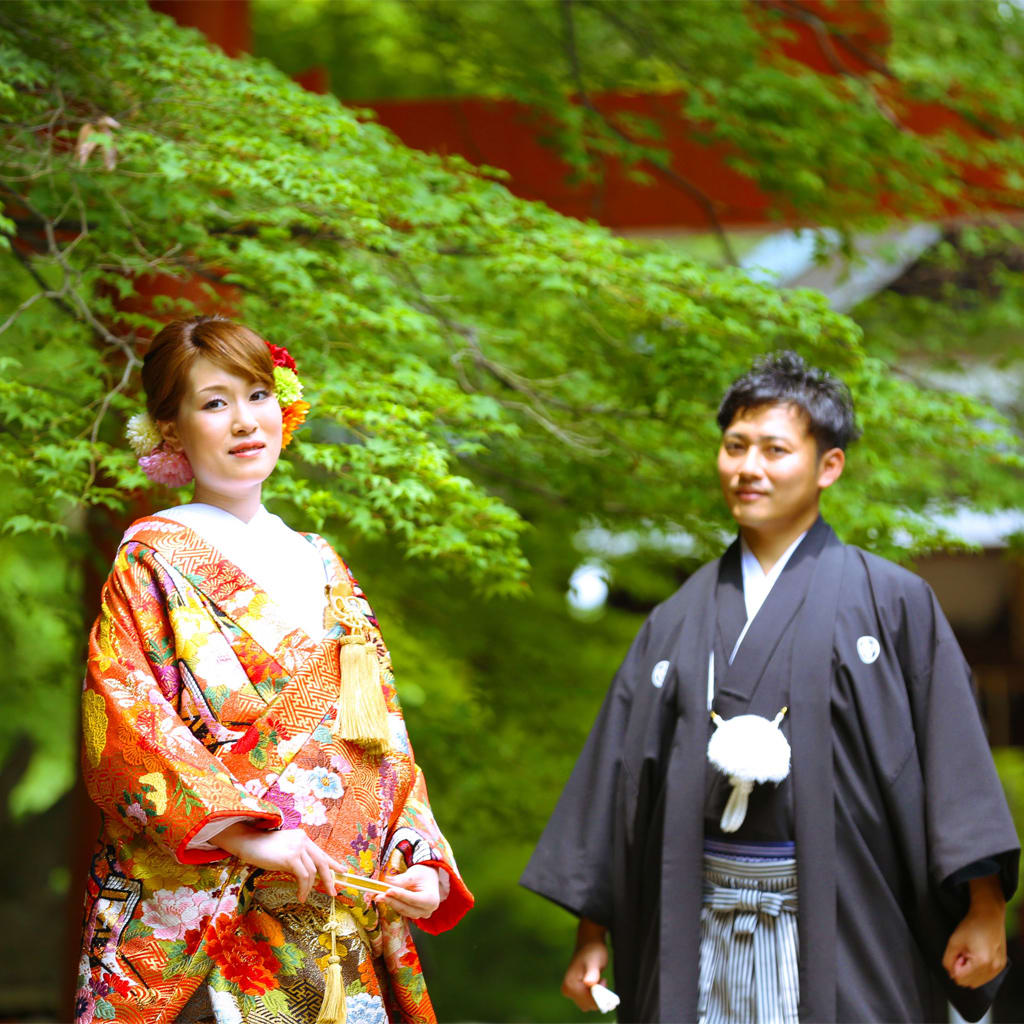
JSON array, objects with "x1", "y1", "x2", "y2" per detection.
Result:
[
  {"x1": 895, "y1": 572, "x2": 1019, "y2": 897},
  {"x1": 519, "y1": 616, "x2": 654, "y2": 927},
  {"x1": 335, "y1": 553, "x2": 474, "y2": 934},
  {"x1": 82, "y1": 544, "x2": 282, "y2": 864},
  {"x1": 383, "y1": 761, "x2": 475, "y2": 935}
]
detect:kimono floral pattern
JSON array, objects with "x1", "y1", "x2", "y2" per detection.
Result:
[{"x1": 76, "y1": 516, "x2": 473, "y2": 1023}]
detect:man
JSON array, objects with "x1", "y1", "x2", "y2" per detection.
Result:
[{"x1": 520, "y1": 352, "x2": 1019, "y2": 1023}]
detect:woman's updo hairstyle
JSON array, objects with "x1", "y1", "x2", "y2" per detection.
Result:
[{"x1": 142, "y1": 315, "x2": 275, "y2": 422}]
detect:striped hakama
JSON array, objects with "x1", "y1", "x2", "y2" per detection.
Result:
[{"x1": 697, "y1": 840, "x2": 799, "y2": 1024}]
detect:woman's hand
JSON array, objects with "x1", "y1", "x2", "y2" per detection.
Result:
[
  {"x1": 213, "y1": 824, "x2": 346, "y2": 903},
  {"x1": 376, "y1": 864, "x2": 442, "y2": 920},
  {"x1": 562, "y1": 917, "x2": 609, "y2": 1011}
]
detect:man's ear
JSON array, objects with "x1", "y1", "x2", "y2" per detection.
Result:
[
  {"x1": 817, "y1": 447, "x2": 845, "y2": 491},
  {"x1": 158, "y1": 420, "x2": 181, "y2": 451}
]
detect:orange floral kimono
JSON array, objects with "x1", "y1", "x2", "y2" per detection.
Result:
[{"x1": 76, "y1": 515, "x2": 472, "y2": 1024}]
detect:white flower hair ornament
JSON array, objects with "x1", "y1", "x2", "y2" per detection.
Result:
[
  {"x1": 126, "y1": 340, "x2": 308, "y2": 486},
  {"x1": 707, "y1": 706, "x2": 791, "y2": 833}
]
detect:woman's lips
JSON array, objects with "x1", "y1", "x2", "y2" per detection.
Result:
[{"x1": 229, "y1": 442, "x2": 265, "y2": 456}]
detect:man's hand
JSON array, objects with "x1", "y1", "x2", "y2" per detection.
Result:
[
  {"x1": 943, "y1": 874, "x2": 1007, "y2": 989},
  {"x1": 213, "y1": 824, "x2": 345, "y2": 903},
  {"x1": 562, "y1": 918, "x2": 609, "y2": 1011},
  {"x1": 377, "y1": 864, "x2": 442, "y2": 920}
]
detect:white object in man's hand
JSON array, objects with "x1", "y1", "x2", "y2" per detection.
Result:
[{"x1": 591, "y1": 983, "x2": 621, "y2": 1013}]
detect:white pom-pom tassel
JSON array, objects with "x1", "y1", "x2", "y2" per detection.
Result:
[
  {"x1": 720, "y1": 778, "x2": 754, "y2": 833},
  {"x1": 708, "y1": 707, "x2": 790, "y2": 833}
]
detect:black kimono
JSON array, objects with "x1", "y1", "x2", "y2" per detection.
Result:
[{"x1": 521, "y1": 518, "x2": 1019, "y2": 1023}]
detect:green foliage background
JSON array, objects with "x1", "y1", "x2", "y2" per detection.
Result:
[{"x1": 1, "y1": 0, "x2": 1023, "y2": 1018}]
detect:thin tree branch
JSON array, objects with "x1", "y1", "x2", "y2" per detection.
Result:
[
  {"x1": 580, "y1": 0, "x2": 693, "y2": 80},
  {"x1": 559, "y1": 0, "x2": 738, "y2": 265},
  {"x1": 761, "y1": 0, "x2": 908, "y2": 133},
  {"x1": 6, "y1": 190, "x2": 142, "y2": 491},
  {"x1": 765, "y1": 0, "x2": 897, "y2": 78},
  {"x1": 8, "y1": 244, "x2": 79, "y2": 324},
  {"x1": 0, "y1": 288, "x2": 48, "y2": 337}
]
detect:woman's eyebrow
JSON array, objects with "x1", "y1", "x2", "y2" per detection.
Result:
[{"x1": 195, "y1": 381, "x2": 253, "y2": 394}]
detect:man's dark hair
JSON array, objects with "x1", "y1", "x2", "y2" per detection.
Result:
[{"x1": 716, "y1": 351, "x2": 861, "y2": 451}]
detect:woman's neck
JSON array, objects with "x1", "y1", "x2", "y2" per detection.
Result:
[{"x1": 190, "y1": 484, "x2": 263, "y2": 523}]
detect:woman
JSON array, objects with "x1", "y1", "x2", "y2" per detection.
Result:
[{"x1": 76, "y1": 316, "x2": 472, "y2": 1024}]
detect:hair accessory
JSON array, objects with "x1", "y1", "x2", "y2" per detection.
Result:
[
  {"x1": 266, "y1": 342, "x2": 296, "y2": 372},
  {"x1": 281, "y1": 399, "x2": 311, "y2": 448},
  {"x1": 268, "y1": 344, "x2": 308, "y2": 445},
  {"x1": 138, "y1": 449, "x2": 195, "y2": 487},
  {"x1": 127, "y1": 338, "x2": 308, "y2": 485},
  {"x1": 125, "y1": 412, "x2": 163, "y2": 456}
]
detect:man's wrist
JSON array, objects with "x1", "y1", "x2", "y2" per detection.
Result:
[
  {"x1": 968, "y1": 874, "x2": 1006, "y2": 914},
  {"x1": 577, "y1": 917, "x2": 608, "y2": 948}
]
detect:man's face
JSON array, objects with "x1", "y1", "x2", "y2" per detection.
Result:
[{"x1": 717, "y1": 403, "x2": 843, "y2": 538}]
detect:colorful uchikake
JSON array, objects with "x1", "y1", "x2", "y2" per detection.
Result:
[{"x1": 127, "y1": 341, "x2": 308, "y2": 486}]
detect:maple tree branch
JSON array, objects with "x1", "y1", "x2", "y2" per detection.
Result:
[
  {"x1": 766, "y1": 0, "x2": 897, "y2": 78},
  {"x1": 559, "y1": 0, "x2": 738, "y2": 266},
  {"x1": 761, "y1": 0, "x2": 909, "y2": 133}
]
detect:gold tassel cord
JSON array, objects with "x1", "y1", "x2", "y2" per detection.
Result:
[
  {"x1": 315, "y1": 897, "x2": 348, "y2": 1024},
  {"x1": 332, "y1": 635, "x2": 391, "y2": 754}
]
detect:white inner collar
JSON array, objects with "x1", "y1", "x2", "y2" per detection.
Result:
[
  {"x1": 155, "y1": 502, "x2": 328, "y2": 639},
  {"x1": 707, "y1": 529, "x2": 811, "y2": 710},
  {"x1": 728, "y1": 530, "x2": 808, "y2": 665},
  {"x1": 739, "y1": 531, "x2": 808, "y2": 624}
]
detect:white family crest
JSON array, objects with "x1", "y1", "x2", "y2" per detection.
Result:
[
  {"x1": 857, "y1": 635, "x2": 881, "y2": 664},
  {"x1": 651, "y1": 660, "x2": 670, "y2": 688}
]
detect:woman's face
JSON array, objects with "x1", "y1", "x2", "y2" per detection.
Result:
[{"x1": 160, "y1": 354, "x2": 282, "y2": 511}]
